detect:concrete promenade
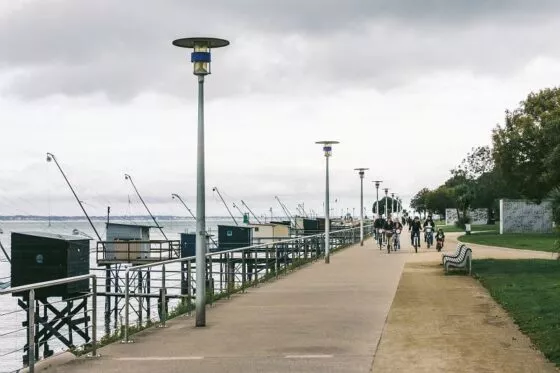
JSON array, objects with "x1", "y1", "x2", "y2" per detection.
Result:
[
  {"x1": 37, "y1": 232, "x2": 559, "y2": 373},
  {"x1": 45, "y1": 238, "x2": 406, "y2": 373}
]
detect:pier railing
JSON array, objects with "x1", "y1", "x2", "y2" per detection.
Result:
[
  {"x1": 0, "y1": 274, "x2": 98, "y2": 373},
  {"x1": 119, "y1": 224, "x2": 373, "y2": 342},
  {"x1": 0, "y1": 225, "x2": 373, "y2": 370}
]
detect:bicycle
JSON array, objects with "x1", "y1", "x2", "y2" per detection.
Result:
[
  {"x1": 393, "y1": 229, "x2": 401, "y2": 250},
  {"x1": 425, "y1": 226, "x2": 434, "y2": 249},
  {"x1": 377, "y1": 228, "x2": 384, "y2": 250},
  {"x1": 412, "y1": 230, "x2": 420, "y2": 253},
  {"x1": 386, "y1": 230, "x2": 394, "y2": 253}
]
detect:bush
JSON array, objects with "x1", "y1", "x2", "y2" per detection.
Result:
[{"x1": 454, "y1": 214, "x2": 472, "y2": 229}]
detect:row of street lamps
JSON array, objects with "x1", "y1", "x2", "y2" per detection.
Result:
[{"x1": 172, "y1": 36, "x2": 403, "y2": 327}]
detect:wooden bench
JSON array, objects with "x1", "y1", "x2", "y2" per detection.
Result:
[
  {"x1": 441, "y1": 243, "x2": 466, "y2": 264},
  {"x1": 443, "y1": 246, "x2": 472, "y2": 274}
]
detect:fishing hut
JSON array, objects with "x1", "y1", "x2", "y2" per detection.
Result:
[
  {"x1": 248, "y1": 223, "x2": 290, "y2": 245},
  {"x1": 95, "y1": 223, "x2": 180, "y2": 335},
  {"x1": 10, "y1": 232, "x2": 91, "y2": 365}
]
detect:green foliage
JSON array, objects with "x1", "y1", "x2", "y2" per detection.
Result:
[
  {"x1": 459, "y1": 231, "x2": 559, "y2": 252},
  {"x1": 473, "y1": 259, "x2": 560, "y2": 366},
  {"x1": 425, "y1": 186, "x2": 456, "y2": 215},
  {"x1": 410, "y1": 188, "x2": 430, "y2": 214},
  {"x1": 372, "y1": 196, "x2": 398, "y2": 216},
  {"x1": 492, "y1": 87, "x2": 560, "y2": 201}
]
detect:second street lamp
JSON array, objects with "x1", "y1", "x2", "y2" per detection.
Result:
[
  {"x1": 354, "y1": 168, "x2": 368, "y2": 246},
  {"x1": 373, "y1": 180, "x2": 382, "y2": 217},
  {"x1": 316, "y1": 140, "x2": 339, "y2": 264},
  {"x1": 172, "y1": 36, "x2": 229, "y2": 327},
  {"x1": 384, "y1": 188, "x2": 389, "y2": 219}
]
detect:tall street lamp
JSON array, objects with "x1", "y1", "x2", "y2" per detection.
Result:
[
  {"x1": 391, "y1": 192, "x2": 396, "y2": 217},
  {"x1": 172, "y1": 36, "x2": 229, "y2": 327},
  {"x1": 384, "y1": 188, "x2": 389, "y2": 219},
  {"x1": 373, "y1": 180, "x2": 382, "y2": 217},
  {"x1": 316, "y1": 140, "x2": 339, "y2": 264},
  {"x1": 354, "y1": 168, "x2": 368, "y2": 246}
]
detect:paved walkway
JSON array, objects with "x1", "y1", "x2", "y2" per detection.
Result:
[
  {"x1": 37, "y1": 231, "x2": 559, "y2": 372},
  {"x1": 372, "y1": 232, "x2": 559, "y2": 372},
  {"x1": 44, "y1": 238, "x2": 406, "y2": 373}
]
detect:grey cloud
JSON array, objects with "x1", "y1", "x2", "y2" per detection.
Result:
[{"x1": 1, "y1": 0, "x2": 559, "y2": 100}]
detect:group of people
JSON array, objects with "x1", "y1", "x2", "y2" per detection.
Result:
[{"x1": 373, "y1": 214, "x2": 445, "y2": 250}]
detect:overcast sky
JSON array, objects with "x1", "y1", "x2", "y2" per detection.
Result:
[{"x1": 1, "y1": 0, "x2": 560, "y2": 219}]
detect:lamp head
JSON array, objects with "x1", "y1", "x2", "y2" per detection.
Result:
[
  {"x1": 124, "y1": 174, "x2": 130, "y2": 180},
  {"x1": 315, "y1": 140, "x2": 339, "y2": 157},
  {"x1": 172, "y1": 37, "x2": 229, "y2": 76},
  {"x1": 354, "y1": 168, "x2": 368, "y2": 178},
  {"x1": 46, "y1": 153, "x2": 53, "y2": 162}
]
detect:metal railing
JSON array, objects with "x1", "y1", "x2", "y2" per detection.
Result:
[
  {"x1": 96, "y1": 240, "x2": 181, "y2": 263},
  {"x1": 0, "y1": 274, "x2": 97, "y2": 373},
  {"x1": 120, "y1": 224, "x2": 374, "y2": 342},
  {"x1": 0, "y1": 225, "x2": 373, "y2": 371}
]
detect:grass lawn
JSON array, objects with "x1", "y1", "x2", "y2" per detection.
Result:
[
  {"x1": 437, "y1": 224, "x2": 499, "y2": 233},
  {"x1": 473, "y1": 259, "x2": 560, "y2": 367},
  {"x1": 459, "y1": 231, "x2": 559, "y2": 252}
]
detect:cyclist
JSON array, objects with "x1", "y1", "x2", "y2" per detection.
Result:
[
  {"x1": 435, "y1": 228, "x2": 445, "y2": 251},
  {"x1": 373, "y1": 214, "x2": 386, "y2": 248},
  {"x1": 393, "y1": 218, "x2": 403, "y2": 250},
  {"x1": 409, "y1": 216, "x2": 422, "y2": 248},
  {"x1": 384, "y1": 217, "x2": 396, "y2": 252},
  {"x1": 423, "y1": 215, "x2": 436, "y2": 245}
]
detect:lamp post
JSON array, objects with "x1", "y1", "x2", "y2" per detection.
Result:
[
  {"x1": 316, "y1": 140, "x2": 339, "y2": 264},
  {"x1": 354, "y1": 168, "x2": 368, "y2": 246},
  {"x1": 173, "y1": 36, "x2": 229, "y2": 327},
  {"x1": 391, "y1": 192, "x2": 395, "y2": 217},
  {"x1": 373, "y1": 180, "x2": 382, "y2": 217},
  {"x1": 384, "y1": 188, "x2": 389, "y2": 219}
]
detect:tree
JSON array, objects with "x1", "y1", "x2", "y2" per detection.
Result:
[
  {"x1": 425, "y1": 186, "x2": 456, "y2": 215},
  {"x1": 454, "y1": 146, "x2": 494, "y2": 179},
  {"x1": 492, "y1": 87, "x2": 560, "y2": 200},
  {"x1": 410, "y1": 188, "x2": 430, "y2": 216},
  {"x1": 372, "y1": 197, "x2": 397, "y2": 216}
]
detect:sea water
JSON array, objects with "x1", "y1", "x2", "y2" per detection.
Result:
[{"x1": 0, "y1": 218, "x2": 236, "y2": 372}]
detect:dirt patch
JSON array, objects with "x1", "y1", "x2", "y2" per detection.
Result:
[{"x1": 371, "y1": 263, "x2": 558, "y2": 373}]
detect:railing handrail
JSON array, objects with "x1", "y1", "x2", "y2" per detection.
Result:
[
  {"x1": 0, "y1": 273, "x2": 98, "y2": 372},
  {"x1": 123, "y1": 225, "x2": 372, "y2": 273},
  {"x1": 97, "y1": 239, "x2": 180, "y2": 244},
  {"x1": 0, "y1": 274, "x2": 96, "y2": 295}
]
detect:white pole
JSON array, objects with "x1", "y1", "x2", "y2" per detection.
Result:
[
  {"x1": 195, "y1": 75, "x2": 207, "y2": 327},
  {"x1": 325, "y1": 155, "x2": 330, "y2": 264},
  {"x1": 360, "y1": 173, "x2": 364, "y2": 246}
]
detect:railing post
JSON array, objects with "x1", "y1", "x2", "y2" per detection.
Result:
[
  {"x1": 28, "y1": 289, "x2": 35, "y2": 373},
  {"x1": 160, "y1": 264, "x2": 167, "y2": 327},
  {"x1": 275, "y1": 246, "x2": 279, "y2": 279},
  {"x1": 123, "y1": 270, "x2": 130, "y2": 343},
  {"x1": 265, "y1": 245, "x2": 270, "y2": 277},
  {"x1": 241, "y1": 251, "x2": 246, "y2": 292},
  {"x1": 92, "y1": 276, "x2": 97, "y2": 357}
]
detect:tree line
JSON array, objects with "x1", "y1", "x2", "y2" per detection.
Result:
[{"x1": 410, "y1": 87, "x2": 560, "y2": 226}]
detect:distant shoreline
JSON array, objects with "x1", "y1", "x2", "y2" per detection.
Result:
[{"x1": 0, "y1": 216, "x2": 241, "y2": 222}]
